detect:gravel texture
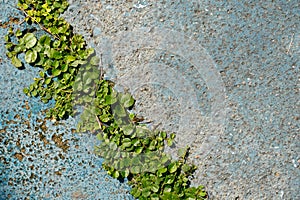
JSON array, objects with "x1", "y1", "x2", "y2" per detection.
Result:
[{"x1": 1, "y1": 0, "x2": 299, "y2": 199}]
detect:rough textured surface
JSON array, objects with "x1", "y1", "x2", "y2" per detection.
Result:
[
  {"x1": 61, "y1": 0, "x2": 300, "y2": 199},
  {"x1": 0, "y1": 2, "x2": 133, "y2": 199},
  {"x1": 1, "y1": 0, "x2": 299, "y2": 199}
]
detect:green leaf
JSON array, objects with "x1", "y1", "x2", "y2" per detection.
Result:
[
  {"x1": 104, "y1": 95, "x2": 117, "y2": 105},
  {"x1": 23, "y1": 33, "x2": 37, "y2": 49},
  {"x1": 39, "y1": 71, "x2": 45, "y2": 78},
  {"x1": 50, "y1": 49, "x2": 62, "y2": 59},
  {"x1": 6, "y1": 51, "x2": 13, "y2": 58},
  {"x1": 122, "y1": 124, "x2": 135, "y2": 136},
  {"x1": 151, "y1": 185, "x2": 159, "y2": 193},
  {"x1": 131, "y1": 138, "x2": 141, "y2": 147},
  {"x1": 90, "y1": 56, "x2": 100, "y2": 66},
  {"x1": 25, "y1": 50, "x2": 38, "y2": 63},
  {"x1": 112, "y1": 170, "x2": 119, "y2": 178},
  {"x1": 4, "y1": 35, "x2": 10, "y2": 42},
  {"x1": 52, "y1": 68, "x2": 61, "y2": 77},
  {"x1": 131, "y1": 187, "x2": 141, "y2": 198},
  {"x1": 109, "y1": 142, "x2": 117, "y2": 151},
  {"x1": 165, "y1": 174, "x2": 176, "y2": 184},
  {"x1": 45, "y1": 77, "x2": 52, "y2": 85},
  {"x1": 11, "y1": 56, "x2": 22, "y2": 68},
  {"x1": 31, "y1": 90, "x2": 38, "y2": 97},
  {"x1": 142, "y1": 188, "x2": 151, "y2": 198},
  {"x1": 23, "y1": 88, "x2": 29, "y2": 95},
  {"x1": 161, "y1": 154, "x2": 171, "y2": 164},
  {"x1": 178, "y1": 146, "x2": 189, "y2": 158},
  {"x1": 14, "y1": 45, "x2": 25, "y2": 54},
  {"x1": 131, "y1": 166, "x2": 141, "y2": 174},
  {"x1": 70, "y1": 59, "x2": 87, "y2": 67},
  {"x1": 39, "y1": 35, "x2": 51, "y2": 47},
  {"x1": 157, "y1": 167, "x2": 167, "y2": 177},
  {"x1": 182, "y1": 164, "x2": 191, "y2": 173},
  {"x1": 167, "y1": 138, "x2": 173, "y2": 147},
  {"x1": 160, "y1": 131, "x2": 167, "y2": 139},
  {"x1": 170, "y1": 133, "x2": 176, "y2": 139},
  {"x1": 120, "y1": 93, "x2": 135, "y2": 108},
  {"x1": 61, "y1": 64, "x2": 68, "y2": 72},
  {"x1": 65, "y1": 55, "x2": 76, "y2": 63},
  {"x1": 113, "y1": 104, "x2": 127, "y2": 118},
  {"x1": 168, "y1": 162, "x2": 178, "y2": 174},
  {"x1": 135, "y1": 146, "x2": 143, "y2": 154},
  {"x1": 15, "y1": 29, "x2": 22, "y2": 37},
  {"x1": 161, "y1": 192, "x2": 180, "y2": 200},
  {"x1": 122, "y1": 141, "x2": 132, "y2": 149},
  {"x1": 199, "y1": 190, "x2": 207, "y2": 197},
  {"x1": 120, "y1": 168, "x2": 130, "y2": 177}
]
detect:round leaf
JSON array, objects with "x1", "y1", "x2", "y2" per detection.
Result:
[
  {"x1": 25, "y1": 50, "x2": 37, "y2": 63},
  {"x1": 168, "y1": 162, "x2": 178, "y2": 174},
  {"x1": 23, "y1": 33, "x2": 37, "y2": 49},
  {"x1": 11, "y1": 56, "x2": 22, "y2": 68},
  {"x1": 52, "y1": 68, "x2": 61, "y2": 77},
  {"x1": 120, "y1": 93, "x2": 135, "y2": 108},
  {"x1": 151, "y1": 185, "x2": 159, "y2": 193}
]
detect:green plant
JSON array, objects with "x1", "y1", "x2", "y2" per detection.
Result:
[
  {"x1": 5, "y1": 0, "x2": 94, "y2": 120},
  {"x1": 3, "y1": 0, "x2": 208, "y2": 199}
]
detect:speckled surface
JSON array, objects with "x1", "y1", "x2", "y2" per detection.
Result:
[
  {"x1": 61, "y1": 0, "x2": 300, "y2": 199},
  {"x1": 0, "y1": 2, "x2": 133, "y2": 199},
  {"x1": 1, "y1": 0, "x2": 299, "y2": 199}
]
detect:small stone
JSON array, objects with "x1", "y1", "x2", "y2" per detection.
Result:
[{"x1": 14, "y1": 153, "x2": 23, "y2": 161}]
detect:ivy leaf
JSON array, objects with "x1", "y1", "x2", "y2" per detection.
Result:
[
  {"x1": 23, "y1": 88, "x2": 29, "y2": 95},
  {"x1": 25, "y1": 50, "x2": 37, "y2": 63},
  {"x1": 165, "y1": 174, "x2": 176, "y2": 184},
  {"x1": 23, "y1": 33, "x2": 37, "y2": 49},
  {"x1": 11, "y1": 56, "x2": 22, "y2": 68},
  {"x1": 45, "y1": 77, "x2": 52, "y2": 85}
]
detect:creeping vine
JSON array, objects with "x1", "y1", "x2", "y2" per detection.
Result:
[{"x1": 3, "y1": 0, "x2": 208, "y2": 199}]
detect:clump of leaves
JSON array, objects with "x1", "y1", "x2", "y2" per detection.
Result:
[
  {"x1": 5, "y1": 0, "x2": 94, "y2": 120},
  {"x1": 4, "y1": 0, "x2": 208, "y2": 199},
  {"x1": 129, "y1": 149, "x2": 207, "y2": 200},
  {"x1": 78, "y1": 76, "x2": 207, "y2": 199}
]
